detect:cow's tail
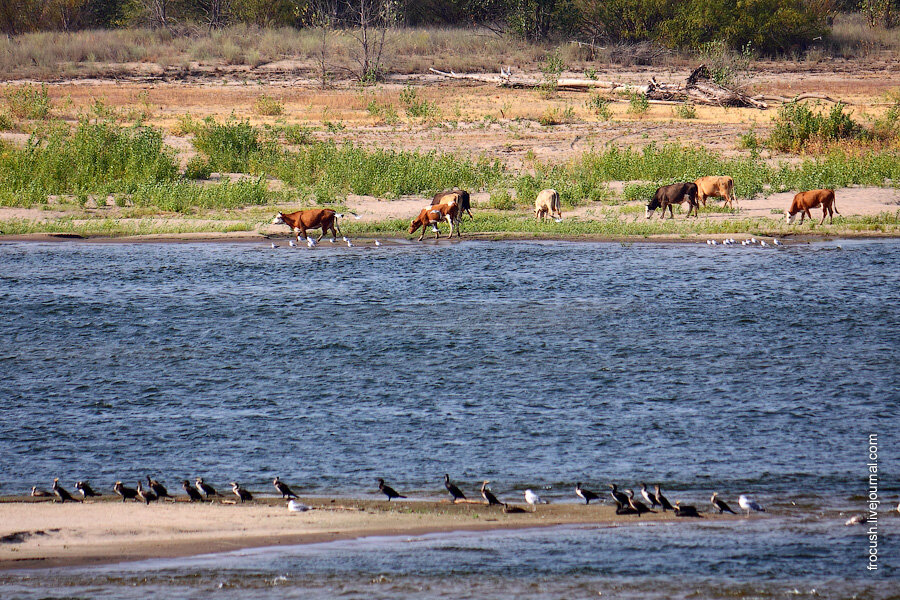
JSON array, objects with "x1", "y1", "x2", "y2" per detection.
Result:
[
  {"x1": 831, "y1": 191, "x2": 840, "y2": 215},
  {"x1": 334, "y1": 212, "x2": 361, "y2": 220}
]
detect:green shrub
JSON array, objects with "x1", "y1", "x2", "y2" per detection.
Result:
[
  {"x1": 183, "y1": 155, "x2": 212, "y2": 179},
  {"x1": 627, "y1": 92, "x2": 649, "y2": 116},
  {"x1": 586, "y1": 93, "x2": 612, "y2": 120},
  {"x1": 5, "y1": 83, "x2": 52, "y2": 119},
  {"x1": 767, "y1": 100, "x2": 865, "y2": 152},
  {"x1": 672, "y1": 103, "x2": 697, "y2": 119},
  {"x1": 192, "y1": 117, "x2": 268, "y2": 173},
  {"x1": 487, "y1": 189, "x2": 516, "y2": 210},
  {"x1": 539, "y1": 48, "x2": 565, "y2": 98},
  {"x1": 254, "y1": 94, "x2": 284, "y2": 116},
  {"x1": 0, "y1": 113, "x2": 13, "y2": 131},
  {"x1": 399, "y1": 86, "x2": 438, "y2": 120}
]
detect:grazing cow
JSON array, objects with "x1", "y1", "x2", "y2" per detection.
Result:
[
  {"x1": 695, "y1": 176, "x2": 736, "y2": 209},
  {"x1": 646, "y1": 182, "x2": 699, "y2": 219},
  {"x1": 534, "y1": 189, "x2": 561, "y2": 221},
  {"x1": 409, "y1": 203, "x2": 459, "y2": 241},
  {"x1": 786, "y1": 189, "x2": 839, "y2": 224},
  {"x1": 432, "y1": 189, "x2": 473, "y2": 219},
  {"x1": 271, "y1": 209, "x2": 347, "y2": 243}
]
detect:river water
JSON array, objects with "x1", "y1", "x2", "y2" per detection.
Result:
[{"x1": 0, "y1": 239, "x2": 897, "y2": 597}]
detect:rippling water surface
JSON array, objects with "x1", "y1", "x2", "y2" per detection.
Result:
[{"x1": 1, "y1": 239, "x2": 898, "y2": 597}]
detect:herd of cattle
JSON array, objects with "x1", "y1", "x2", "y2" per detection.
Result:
[{"x1": 271, "y1": 180, "x2": 839, "y2": 243}]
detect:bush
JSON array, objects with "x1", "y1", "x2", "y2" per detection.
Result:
[
  {"x1": 0, "y1": 113, "x2": 13, "y2": 131},
  {"x1": 767, "y1": 100, "x2": 865, "y2": 152},
  {"x1": 487, "y1": 189, "x2": 516, "y2": 210},
  {"x1": 672, "y1": 103, "x2": 697, "y2": 119},
  {"x1": 539, "y1": 48, "x2": 565, "y2": 97},
  {"x1": 586, "y1": 93, "x2": 612, "y2": 120},
  {"x1": 5, "y1": 83, "x2": 52, "y2": 119},
  {"x1": 192, "y1": 117, "x2": 269, "y2": 173},
  {"x1": 254, "y1": 94, "x2": 284, "y2": 116},
  {"x1": 399, "y1": 85, "x2": 438, "y2": 120},
  {"x1": 627, "y1": 91, "x2": 649, "y2": 116},
  {"x1": 183, "y1": 155, "x2": 212, "y2": 180}
]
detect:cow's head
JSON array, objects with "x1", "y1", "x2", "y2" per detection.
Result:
[
  {"x1": 271, "y1": 213, "x2": 285, "y2": 225},
  {"x1": 645, "y1": 201, "x2": 659, "y2": 219},
  {"x1": 785, "y1": 210, "x2": 797, "y2": 224},
  {"x1": 408, "y1": 218, "x2": 422, "y2": 234}
]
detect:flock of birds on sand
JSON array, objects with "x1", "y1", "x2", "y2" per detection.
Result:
[
  {"x1": 705, "y1": 237, "x2": 783, "y2": 247},
  {"x1": 28, "y1": 475, "x2": 774, "y2": 519}
]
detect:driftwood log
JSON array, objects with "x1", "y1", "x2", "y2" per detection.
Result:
[{"x1": 428, "y1": 65, "x2": 838, "y2": 110}]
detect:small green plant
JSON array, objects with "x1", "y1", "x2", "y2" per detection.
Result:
[
  {"x1": 279, "y1": 123, "x2": 314, "y2": 145},
  {"x1": 870, "y1": 91, "x2": 900, "y2": 143},
  {"x1": 5, "y1": 83, "x2": 52, "y2": 120},
  {"x1": 586, "y1": 93, "x2": 612, "y2": 120},
  {"x1": 183, "y1": 155, "x2": 212, "y2": 179},
  {"x1": 539, "y1": 108, "x2": 560, "y2": 126},
  {"x1": 367, "y1": 99, "x2": 400, "y2": 125},
  {"x1": 539, "y1": 49, "x2": 565, "y2": 98},
  {"x1": 487, "y1": 189, "x2": 516, "y2": 210},
  {"x1": 627, "y1": 92, "x2": 649, "y2": 117},
  {"x1": 0, "y1": 112, "x2": 13, "y2": 131},
  {"x1": 254, "y1": 95, "x2": 284, "y2": 116},
  {"x1": 399, "y1": 85, "x2": 438, "y2": 120},
  {"x1": 673, "y1": 103, "x2": 697, "y2": 119},
  {"x1": 584, "y1": 67, "x2": 598, "y2": 80},
  {"x1": 698, "y1": 40, "x2": 754, "y2": 90},
  {"x1": 324, "y1": 119, "x2": 346, "y2": 133},
  {"x1": 738, "y1": 127, "x2": 760, "y2": 150}
]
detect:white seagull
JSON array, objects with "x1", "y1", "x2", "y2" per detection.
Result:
[
  {"x1": 773, "y1": 238, "x2": 783, "y2": 246},
  {"x1": 270, "y1": 242, "x2": 277, "y2": 249},
  {"x1": 760, "y1": 240, "x2": 768, "y2": 247},
  {"x1": 289, "y1": 239, "x2": 297, "y2": 247},
  {"x1": 287, "y1": 499, "x2": 311, "y2": 512},
  {"x1": 845, "y1": 514, "x2": 866, "y2": 526},
  {"x1": 346, "y1": 239, "x2": 353, "y2": 247},
  {"x1": 374, "y1": 240, "x2": 382, "y2": 246},
  {"x1": 738, "y1": 494, "x2": 766, "y2": 515},
  {"x1": 342, "y1": 236, "x2": 349, "y2": 242},
  {"x1": 524, "y1": 489, "x2": 547, "y2": 511}
]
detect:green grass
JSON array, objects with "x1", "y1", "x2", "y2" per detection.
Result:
[{"x1": 0, "y1": 217, "x2": 254, "y2": 237}]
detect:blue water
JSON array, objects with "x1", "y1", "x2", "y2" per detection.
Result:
[{"x1": 0, "y1": 239, "x2": 898, "y2": 596}]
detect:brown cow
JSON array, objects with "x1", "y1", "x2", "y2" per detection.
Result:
[
  {"x1": 409, "y1": 203, "x2": 459, "y2": 241},
  {"x1": 271, "y1": 209, "x2": 345, "y2": 242},
  {"x1": 786, "y1": 189, "x2": 839, "y2": 224},
  {"x1": 432, "y1": 189, "x2": 473, "y2": 219},
  {"x1": 534, "y1": 189, "x2": 561, "y2": 221},
  {"x1": 695, "y1": 176, "x2": 736, "y2": 209}
]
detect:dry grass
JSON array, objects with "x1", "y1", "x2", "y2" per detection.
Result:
[{"x1": 826, "y1": 13, "x2": 900, "y2": 59}]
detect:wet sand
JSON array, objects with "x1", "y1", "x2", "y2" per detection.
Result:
[{"x1": 0, "y1": 495, "x2": 730, "y2": 570}]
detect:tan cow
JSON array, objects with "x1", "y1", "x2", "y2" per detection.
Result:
[
  {"x1": 272, "y1": 209, "x2": 346, "y2": 242},
  {"x1": 534, "y1": 189, "x2": 561, "y2": 221},
  {"x1": 409, "y1": 203, "x2": 459, "y2": 241},
  {"x1": 695, "y1": 176, "x2": 736, "y2": 209},
  {"x1": 786, "y1": 189, "x2": 839, "y2": 224}
]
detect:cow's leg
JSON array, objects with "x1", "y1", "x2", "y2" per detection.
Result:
[
  {"x1": 446, "y1": 215, "x2": 454, "y2": 238},
  {"x1": 334, "y1": 220, "x2": 343, "y2": 240},
  {"x1": 699, "y1": 193, "x2": 707, "y2": 207},
  {"x1": 298, "y1": 227, "x2": 307, "y2": 242}
]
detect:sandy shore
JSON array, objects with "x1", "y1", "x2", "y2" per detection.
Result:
[{"x1": 0, "y1": 496, "x2": 732, "y2": 570}]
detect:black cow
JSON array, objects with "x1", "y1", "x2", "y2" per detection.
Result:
[
  {"x1": 646, "y1": 182, "x2": 699, "y2": 219},
  {"x1": 431, "y1": 189, "x2": 473, "y2": 219}
]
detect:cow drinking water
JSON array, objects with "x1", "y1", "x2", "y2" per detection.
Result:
[
  {"x1": 534, "y1": 189, "x2": 561, "y2": 221},
  {"x1": 409, "y1": 203, "x2": 459, "y2": 241},
  {"x1": 646, "y1": 182, "x2": 699, "y2": 219}
]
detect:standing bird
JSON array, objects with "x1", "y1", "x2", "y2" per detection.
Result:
[
  {"x1": 674, "y1": 501, "x2": 703, "y2": 518},
  {"x1": 626, "y1": 489, "x2": 656, "y2": 516},
  {"x1": 273, "y1": 477, "x2": 298, "y2": 499},
  {"x1": 135, "y1": 481, "x2": 158, "y2": 505},
  {"x1": 75, "y1": 481, "x2": 102, "y2": 498},
  {"x1": 711, "y1": 492, "x2": 737, "y2": 514},
  {"x1": 195, "y1": 477, "x2": 221, "y2": 499},
  {"x1": 575, "y1": 482, "x2": 599, "y2": 505},
  {"x1": 654, "y1": 484, "x2": 675, "y2": 512},
  {"x1": 52, "y1": 478, "x2": 80, "y2": 503},
  {"x1": 481, "y1": 481, "x2": 502, "y2": 506},
  {"x1": 738, "y1": 495, "x2": 766, "y2": 515},
  {"x1": 147, "y1": 476, "x2": 172, "y2": 500},
  {"x1": 608, "y1": 484, "x2": 630, "y2": 509},
  {"x1": 641, "y1": 483, "x2": 660, "y2": 509},
  {"x1": 231, "y1": 482, "x2": 253, "y2": 503},
  {"x1": 114, "y1": 481, "x2": 138, "y2": 502},
  {"x1": 524, "y1": 489, "x2": 547, "y2": 511},
  {"x1": 31, "y1": 486, "x2": 53, "y2": 498},
  {"x1": 444, "y1": 474, "x2": 466, "y2": 503},
  {"x1": 377, "y1": 478, "x2": 405, "y2": 501},
  {"x1": 182, "y1": 480, "x2": 204, "y2": 502}
]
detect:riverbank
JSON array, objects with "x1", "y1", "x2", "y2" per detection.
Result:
[{"x1": 0, "y1": 496, "x2": 734, "y2": 571}]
